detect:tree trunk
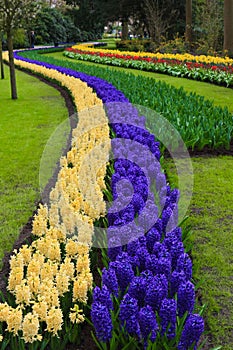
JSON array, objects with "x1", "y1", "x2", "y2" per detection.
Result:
[
  {"x1": 185, "y1": 0, "x2": 192, "y2": 44},
  {"x1": 224, "y1": 0, "x2": 233, "y2": 56},
  {"x1": 0, "y1": 36, "x2": 4, "y2": 79},
  {"x1": 121, "y1": 19, "x2": 128, "y2": 40},
  {"x1": 7, "y1": 29, "x2": 17, "y2": 99}
]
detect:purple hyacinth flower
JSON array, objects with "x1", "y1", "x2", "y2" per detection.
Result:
[
  {"x1": 146, "y1": 227, "x2": 161, "y2": 253},
  {"x1": 161, "y1": 207, "x2": 174, "y2": 232},
  {"x1": 153, "y1": 242, "x2": 170, "y2": 259},
  {"x1": 159, "y1": 298, "x2": 177, "y2": 339},
  {"x1": 145, "y1": 255, "x2": 159, "y2": 275},
  {"x1": 91, "y1": 302, "x2": 113, "y2": 343},
  {"x1": 114, "y1": 260, "x2": 134, "y2": 293},
  {"x1": 119, "y1": 294, "x2": 140, "y2": 336},
  {"x1": 177, "y1": 281, "x2": 195, "y2": 317},
  {"x1": 157, "y1": 257, "x2": 172, "y2": 279},
  {"x1": 163, "y1": 233, "x2": 184, "y2": 269},
  {"x1": 93, "y1": 285, "x2": 113, "y2": 310},
  {"x1": 128, "y1": 276, "x2": 147, "y2": 307},
  {"x1": 140, "y1": 270, "x2": 154, "y2": 285},
  {"x1": 139, "y1": 305, "x2": 158, "y2": 349},
  {"x1": 178, "y1": 314, "x2": 204, "y2": 350},
  {"x1": 170, "y1": 188, "x2": 180, "y2": 204},
  {"x1": 136, "y1": 246, "x2": 150, "y2": 271},
  {"x1": 102, "y1": 267, "x2": 119, "y2": 297},
  {"x1": 145, "y1": 275, "x2": 168, "y2": 311},
  {"x1": 127, "y1": 238, "x2": 140, "y2": 256},
  {"x1": 176, "y1": 253, "x2": 193, "y2": 281},
  {"x1": 170, "y1": 270, "x2": 187, "y2": 297}
]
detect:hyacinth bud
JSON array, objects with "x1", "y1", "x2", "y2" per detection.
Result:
[
  {"x1": 119, "y1": 294, "x2": 140, "y2": 336},
  {"x1": 102, "y1": 268, "x2": 119, "y2": 297},
  {"x1": 91, "y1": 302, "x2": 113, "y2": 343},
  {"x1": 93, "y1": 285, "x2": 113, "y2": 311},
  {"x1": 178, "y1": 314, "x2": 204, "y2": 350},
  {"x1": 177, "y1": 281, "x2": 195, "y2": 317},
  {"x1": 139, "y1": 305, "x2": 158, "y2": 349},
  {"x1": 159, "y1": 298, "x2": 177, "y2": 339}
]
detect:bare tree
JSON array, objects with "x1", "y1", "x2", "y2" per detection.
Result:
[
  {"x1": 224, "y1": 0, "x2": 233, "y2": 56},
  {"x1": 144, "y1": 0, "x2": 177, "y2": 43},
  {"x1": 0, "y1": 0, "x2": 39, "y2": 99}
]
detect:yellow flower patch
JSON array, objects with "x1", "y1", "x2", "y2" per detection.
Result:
[{"x1": 1, "y1": 51, "x2": 111, "y2": 343}]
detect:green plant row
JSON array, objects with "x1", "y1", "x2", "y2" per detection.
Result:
[
  {"x1": 19, "y1": 49, "x2": 233, "y2": 150},
  {"x1": 64, "y1": 51, "x2": 233, "y2": 87}
]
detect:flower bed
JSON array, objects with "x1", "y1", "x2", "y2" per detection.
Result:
[
  {"x1": 64, "y1": 44, "x2": 233, "y2": 87},
  {"x1": 20, "y1": 48, "x2": 233, "y2": 151},
  {"x1": 0, "y1": 50, "x2": 204, "y2": 349}
]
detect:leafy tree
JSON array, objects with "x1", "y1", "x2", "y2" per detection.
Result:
[
  {"x1": 65, "y1": 0, "x2": 108, "y2": 37},
  {"x1": 34, "y1": 7, "x2": 82, "y2": 45}
]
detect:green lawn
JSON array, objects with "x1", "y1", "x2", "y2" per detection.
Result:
[
  {"x1": 0, "y1": 66, "x2": 68, "y2": 268},
  {"x1": 164, "y1": 156, "x2": 233, "y2": 350}
]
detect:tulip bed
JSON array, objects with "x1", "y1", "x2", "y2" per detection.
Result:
[
  {"x1": 64, "y1": 44, "x2": 233, "y2": 87},
  {"x1": 17, "y1": 48, "x2": 233, "y2": 151},
  {"x1": 0, "y1": 51, "x2": 206, "y2": 349}
]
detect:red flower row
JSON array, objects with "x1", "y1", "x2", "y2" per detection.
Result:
[{"x1": 66, "y1": 48, "x2": 233, "y2": 74}]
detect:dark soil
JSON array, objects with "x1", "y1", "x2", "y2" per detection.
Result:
[{"x1": 1, "y1": 68, "x2": 231, "y2": 349}]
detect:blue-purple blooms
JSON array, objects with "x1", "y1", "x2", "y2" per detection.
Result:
[
  {"x1": 178, "y1": 314, "x2": 204, "y2": 350},
  {"x1": 119, "y1": 294, "x2": 140, "y2": 336},
  {"x1": 159, "y1": 298, "x2": 177, "y2": 339},
  {"x1": 139, "y1": 305, "x2": 158, "y2": 349},
  {"x1": 93, "y1": 285, "x2": 113, "y2": 310},
  {"x1": 14, "y1": 50, "x2": 204, "y2": 349},
  {"x1": 145, "y1": 274, "x2": 168, "y2": 311},
  {"x1": 102, "y1": 267, "x2": 119, "y2": 297},
  {"x1": 177, "y1": 281, "x2": 195, "y2": 317},
  {"x1": 91, "y1": 302, "x2": 113, "y2": 342}
]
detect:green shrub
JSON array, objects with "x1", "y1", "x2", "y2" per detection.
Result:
[
  {"x1": 116, "y1": 39, "x2": 151, "y2": 52},
  {"x1": 13, "y1": 29, "x2": 29, "y2": 49}
]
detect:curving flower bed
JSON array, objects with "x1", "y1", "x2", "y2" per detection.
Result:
[
  {"x1": 64, "y1": 44, "x2": 233, "y2": 87},
  {"x1": 0, "y1": 50, "x2": 204, "y2": 349}
]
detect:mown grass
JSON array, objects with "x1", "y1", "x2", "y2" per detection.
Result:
[
  {"x1": 42, "y1": 51, "x2": 233, "y2": 349},
  {"x1": 0, "y1": 66, "x2": 68, "y2": 268},
  {"x1": 164, "y1": 156, "x2": 233, "y2": 350}
]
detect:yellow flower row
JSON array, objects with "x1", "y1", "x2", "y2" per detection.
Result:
[
  {"x1": 73, "y1": 43, "x2": 233, "y2": 66},
  {"x1": 1, "y1": 53, "x2": 110, "y2": 343}
]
